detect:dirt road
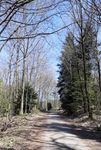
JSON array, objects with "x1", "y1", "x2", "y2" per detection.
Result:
[
  {"x1": 40, "y1": 113, "x2": 101, "y2": 150},
  {"x1": 0, "y1": 113, "x2": 101, "y2": 150}
]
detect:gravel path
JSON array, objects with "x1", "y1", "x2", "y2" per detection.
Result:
[
  {"x1": 0, "y1": 113, "x2": 100, "y2": 150},
  {"x1": 40, "y1": 113, "x2": 101, "y2": 150}
]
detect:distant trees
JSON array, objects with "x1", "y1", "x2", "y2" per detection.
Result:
[
  {"x1": 36, "y1": 68, "x2": 57, "y2": 111},
  {"x1": 0, "y1": 0, "x2": 101, "y2": 120},
  {"x1": 0, "y1": 0, "x2": 65, "y2": 117},
  {"x1": 47, "y1": 102, "x2": 52, "y2": 111}
]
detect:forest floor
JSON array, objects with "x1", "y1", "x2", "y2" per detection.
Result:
[{"x1": 0, "y1": 112, "x2": 101, "y2": 150}]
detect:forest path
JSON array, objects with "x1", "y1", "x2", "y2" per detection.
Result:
[
  {"x1": 0, "y1": 113, "x2": 101, "y2": 150},
  {"x1": 39, "y1": 113, "x2": 101, "y2": 150}
]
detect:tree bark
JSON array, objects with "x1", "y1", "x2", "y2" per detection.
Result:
[{"x1": 79, "y1": 1, "x2": 91, "y2": 118}]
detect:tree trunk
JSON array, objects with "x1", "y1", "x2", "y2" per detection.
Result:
[
  {"x1": 79, "y1": 1, "x2": 91, "y2": 118},
  {"x1": 8, "y1": 52, "x2": 13, "y2": 118},
  {"x1": 20, "y1": 53, "x2": 26, "y2": 115},
  {"x1": 75, "y1": 48, "x2": 87, "y2": 113}
]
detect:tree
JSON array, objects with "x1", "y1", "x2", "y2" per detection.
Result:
[
  {"x1": 14, "y1": 82, "x2": 37, "y2": 115},
  {"x1": 57, "y1": 33, "x2": 81, "y2": 115},
  {"x1": 58, "y1": 19, "x2": 98, "y2": 117},
  {"x1": 47, "y1": 102, "x2": 52, "y2": 111},
  {"x1": 0, "y1": 80, "x2": 9, "y2": 116}
]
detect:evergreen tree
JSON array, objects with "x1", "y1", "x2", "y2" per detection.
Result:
[
  {"x1": 13, "y1": 82, "x2": 37, "y2": 115},
  {"x1": 58, "y1": 22, "x2": 97, "y2": 117},
  {"x1": 57, "y1": 33, "x2": 82, "y2": 115}
]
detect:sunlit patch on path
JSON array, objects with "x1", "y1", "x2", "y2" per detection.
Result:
[
  {"x1": 40, "y1": 114, "x2": 101, "y2": 150},
  {"x1": 0, "y1": 113, "x2": 100, "y2": 150}
]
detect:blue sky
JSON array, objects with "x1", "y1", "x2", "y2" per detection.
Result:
[{"x1": 0, "y1": 0, "x2": 72, "y2": 81}]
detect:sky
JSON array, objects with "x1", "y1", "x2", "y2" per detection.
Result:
[
  {"x1": 0, "y1": 0, "x2": 71, "y2": 81},
  {"x1": 45, "y1": 32, "x2": 66, "y2": 79},
  {"x1": 0, "y1": 0, "x2": 101, "y2": 84}
]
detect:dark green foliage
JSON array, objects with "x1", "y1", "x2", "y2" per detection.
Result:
[
  {"x1": 57, "y1": 33, "x2": 81, "y2": 115},
  {"x1": 0, "y1": 80, "x2": 9, "y2": 116},
  {"x1": 13, "y1": 82, "x2": 37, "y2": 115},
  {"x1": 57, "y1": 23, "x2": 97, "y2": 116},
  {"x1": 58, "y1": 65, "x2": 82, "y2": 115},
  {"x1": 47, "y1": 102, "x2": 52, "y2": 111}
]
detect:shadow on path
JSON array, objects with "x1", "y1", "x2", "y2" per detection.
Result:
[
  {"x1": 0, "y1": 148, "x2": 15, "y2": 150},
  {"x1": 36, "y1": 116, "x2": 101, "y2": 143},
  {"x1": 0, "y1": 114, "x2": 100, "y2": 150}
]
